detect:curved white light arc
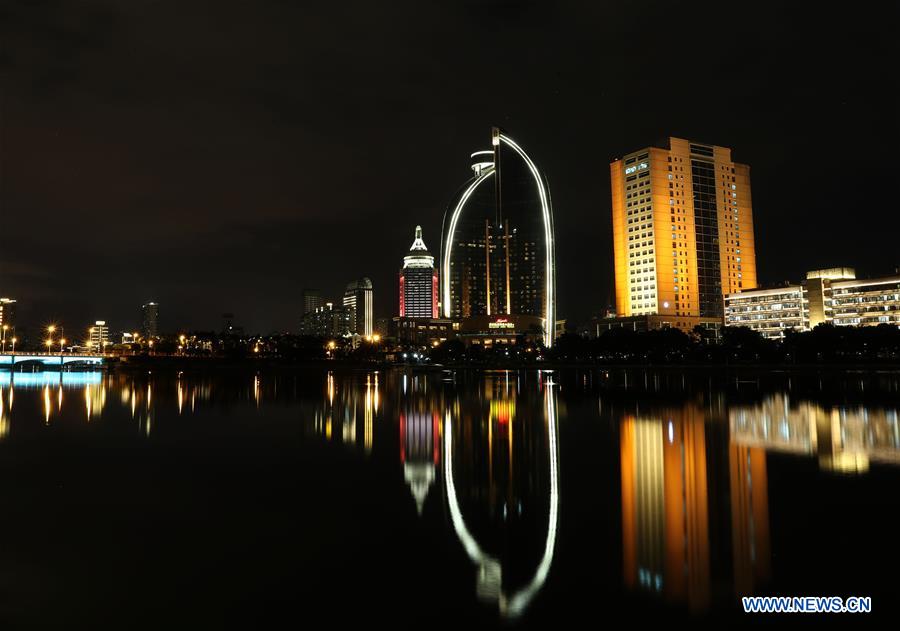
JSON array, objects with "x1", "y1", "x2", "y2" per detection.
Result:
[
  {"x1": 440, "y1": 133, "x2": 556, "y2": 347},
  {"x1": 441, "y1": 168, "x2": 496, "y2": 318},
  {"x1": 497, "y1": 133, "x2": 556, "y2": 348},
  {"x1": 443, "y1": 383, "x2": 560, "y2": 619}
]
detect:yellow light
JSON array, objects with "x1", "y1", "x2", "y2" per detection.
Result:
[
  {"x1": 60, "y1": 338, "x2": 66, "y2": 345},
  {"x1": 179, "y1": 335, "x2": 186, "y2": 343},
  {"x1": 47, "y1": 325, "x2": 56, "y2": 333},
  {"x1": 373, "y1": 334, "x2": 381, "y2": 342},
  {"x1": 46, "y1": 339, "x2": 52, "y2": 347}
]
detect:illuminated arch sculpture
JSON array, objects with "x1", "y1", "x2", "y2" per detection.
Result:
[{"x1": 440, "y1": 128, "x2": 557, "y2": 347}]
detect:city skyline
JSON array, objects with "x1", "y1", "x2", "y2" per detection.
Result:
[{"x1": 2, "y1": 2, "x2": 897, "y2": 333}]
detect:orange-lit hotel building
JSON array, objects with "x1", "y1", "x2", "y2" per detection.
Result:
[{"x1": 609, "y1": 138, "x2": 758, "y2": 332}]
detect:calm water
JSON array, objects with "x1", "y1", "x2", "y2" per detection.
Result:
[{"x1": 1, "y1": 367, "x2": 899, "y2": 627}]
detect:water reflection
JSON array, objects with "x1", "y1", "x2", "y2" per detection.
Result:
[
  {"x1": 619, "y1": 407, "x2": 769, "y2": 612},
  {"x1": 2, "y1": 368, "x2": 900, "y2": 623},
  {"x1": 731, "y1": 394, "x2": 900, "y2": 473},
  {"x1": 618, "y1": 391, "x2": 900, "y2": 613},
  {"x1": 308, "y1": 370, "x2": 379, "y2": 453},
  {"x1": 443, "y1": 371, "x2": 560, "y2": 620}
]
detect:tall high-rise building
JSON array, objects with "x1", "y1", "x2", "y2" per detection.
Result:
[
  {"x1": 399, "y1": 225, "x2": 438, "y2": 318},
  {"x1": 141, "y1": 302, "x2": 159, "y2": 339},
  {"x1": 611, "y1": 137, "x2": 757, "y2": 328},
  {"x1": 440, "y1": 127, "x2": 557, "y2": 347},
  {"x1": 89, "y1": 320, "x2": 110, "y2": 350},
  {"x1": 302, "y1": 288, "x2": 324, "y2": 315},
  {"x1": 0, "y1": 298, "x2": 16, "y2": 329},
  {"x1": 343, "y1": 278, "x2": 373, "y2": 337},
  {"x1": 299, "y1": 302, "x2": 351, "y2": 337}
]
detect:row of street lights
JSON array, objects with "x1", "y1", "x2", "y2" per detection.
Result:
[{"x1": 45, "y1": 325, "x2": 66, "y2": 354}]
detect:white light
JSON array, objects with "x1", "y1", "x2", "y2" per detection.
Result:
[
  {"x1": 499, "y1": 133, "x2": 556, "y2": 347},
  {"x1": 442, "y1": 169, "x2": 496, "y2": 317}
]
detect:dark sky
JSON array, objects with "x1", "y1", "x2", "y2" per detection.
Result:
[{"x1": 2, "y1": 0, "x2": 898, "y2": 335}]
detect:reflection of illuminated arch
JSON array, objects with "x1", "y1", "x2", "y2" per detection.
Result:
[
  {"x1": 440, "y1": 130, "x2": 557, "y2": 347},
  {"x1": 443, "y1": 380, "x2": 560, "y2": 619}
]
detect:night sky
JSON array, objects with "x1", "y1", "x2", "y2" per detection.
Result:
[{"x1": 3, "y1": 1, "x2": 897, "y2": 335}]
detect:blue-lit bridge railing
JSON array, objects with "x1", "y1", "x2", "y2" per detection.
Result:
[{"x1": 0, "y1": 353, "x2": 105, "y2": 369}]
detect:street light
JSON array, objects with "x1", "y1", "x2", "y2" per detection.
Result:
[
  {"x1": 46, "y1": 339, "x2": 53, "y2": 353},
  {"x1": 59, "y1": 338, "x2": 66, "y2": 354},
  {"x1": 10, "y1": 337, "x2": 16, "y2": 353},
  {"x1": 1, "y1": 324, "x2": 8, "y2": 352}
]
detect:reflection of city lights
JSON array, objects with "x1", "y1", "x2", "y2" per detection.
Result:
[
  {"x1": 443, "y1": 384, "x2": 560, "y2": 619},
  {"x1": 0, "y1": 386, "x2": 8, "y2": 440},
  {"x1": 43, "y1": 385, "x2": 51, "y2": 424}
]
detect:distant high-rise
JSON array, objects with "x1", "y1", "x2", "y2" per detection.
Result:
[
  {"x1": 141, "y1": 302, "x2": 159, "y2": 339},
  {"x1": 440, "y1": 127, "x2": 557, "y2": 347},
  {"x1": 343, "y1": 278, "x2": 373, "y2": 337},
  {"x1": 0, "y1": 297, "x2": 16, "y2": 329},
  {"x1": 303, "y1": 288, "x2": 324, "y2": 315},
  {"x1": 399, "y1": 225, "x2": 438, "y2": 318},
  {"x1": 610, "y1": 137, "x2": 758, "y2": 328},
  {"x1": 89, "y1": 321, "x2": 110, "y2": 350},
  {"x1": 299, "y1": 302, "x2": 351, "y2": 337}
]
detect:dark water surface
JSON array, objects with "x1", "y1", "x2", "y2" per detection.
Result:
[{"x1": 1, "y1": 367, "x2": 898, "y2": 627}]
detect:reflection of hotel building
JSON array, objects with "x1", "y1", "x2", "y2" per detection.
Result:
[
  {"x1": 725, "y1": 267, "x2": 900, "y2": 339},
  {"x1": 440, "y1": 128, "x2": 557, "y2": 347},
  {"x1": 730, "y1": 394, "x2": 900, "y2": 473},
  {"x1": 309, "y1": 372, "x2": 378, "y2": 453},
  {"x1": 610, "y1": 138, "x2": 757, "y2": 333},
  {"x1": 400, "y1": 405, "x2": 440, "y2": 515},
  {"x1": 619, "y1": 407, "x2": 769, "y2": 611},
  {"x1": 442, "y1": 373, "x2": 559, "y2": 619}
]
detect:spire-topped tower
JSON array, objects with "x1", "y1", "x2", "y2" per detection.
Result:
[{"x1": 399, "y1": 225, "x2": 439, "y2": 318}]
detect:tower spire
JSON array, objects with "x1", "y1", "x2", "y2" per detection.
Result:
[{"x1": 410, "y1": 225, "x2": 428, "y2": 251}]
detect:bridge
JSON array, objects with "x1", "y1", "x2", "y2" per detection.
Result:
[{"x1": 0, "y1": 353, "x2": 104, "y2": 370}]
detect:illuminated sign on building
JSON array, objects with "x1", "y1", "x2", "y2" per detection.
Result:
[
  {"x1": 488, "y1": 318, "x2": 515, "y2": 329},
  {"x1": 624, "y1": 162, "x2": 648, "y2": 175}
]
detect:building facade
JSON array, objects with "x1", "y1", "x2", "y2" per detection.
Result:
[
  {"x1": 299, "y1": 302, "x2": 352, "y2": 338},
  {"x1": 440, "y1": 128, "x2": 556, "y2": 347},
  {"x1": 725, "y1": 268, "x2": 900, "y2": 338},
  {"x1": 89, "y1": 320, "x2": 110, "y2": 350},
  {"x1": 391, "y1": 316, "x2": 455, "y2": 347},
  {"x1": 611, "y1": 137, "x2": 757, "y2": 331},
  {"x1": 302, "y1": 288, "x2": 324, "y2": 315},
  {"x1": 343, "y1": 278, "x2": 373, "y2": 337},
  {"x1": 0, "y1": 298, "x2": 16, "y2": 329},
  {"x1": 141, "y1": 302, "x2": 159, "y2": 339},
  {"x1": 399, "y1": 225, "x2": 438, "y2": 319}
]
